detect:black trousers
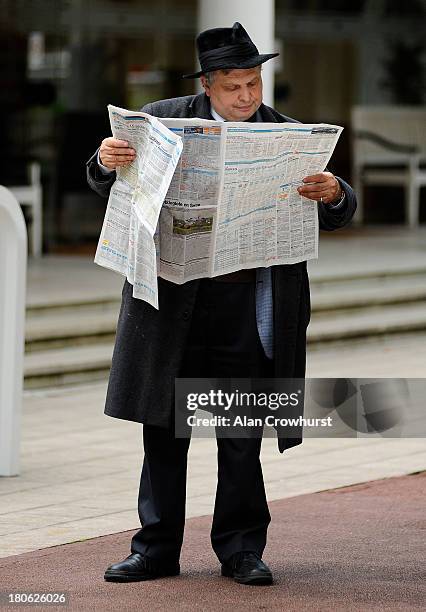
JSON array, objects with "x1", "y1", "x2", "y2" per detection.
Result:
[{"x1": 131, "y1": 279, "x2": 274, "y2": 564}]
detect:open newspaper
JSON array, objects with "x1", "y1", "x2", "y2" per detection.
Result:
[{"x1": 95, "y1": 105, "x2": 343, "y2": 309}]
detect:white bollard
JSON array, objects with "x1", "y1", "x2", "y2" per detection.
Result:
[{"x1": 0, "y1": 186, "x2": 27, "y2": 476}]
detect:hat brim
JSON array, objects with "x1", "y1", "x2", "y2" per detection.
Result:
[{"x1": 182, "y1": 53, "x2": 279, "y2": 79}]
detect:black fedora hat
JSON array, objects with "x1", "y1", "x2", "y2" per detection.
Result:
[{"x1": 182, "y1": 22, "x2": 279, "y2": 79}]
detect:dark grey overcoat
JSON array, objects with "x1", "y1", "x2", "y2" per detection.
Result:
[{"x1": 86, "y1": 92, "x2": 357, "y2": 453}]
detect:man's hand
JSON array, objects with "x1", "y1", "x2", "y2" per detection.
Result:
[
  {"x1": 99, "y1": 138, "x2": 136, "y2": 169},
  {"x1": 297, "y1": 172, "x2": 342, "y2": 204}
]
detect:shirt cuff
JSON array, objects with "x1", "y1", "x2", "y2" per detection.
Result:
[
  {"x1": 97, "y1": 150, "x2": 114, "y2": 175},
  {"x1": 327, "y1": 190, "x2": 346, "y2": 210}
]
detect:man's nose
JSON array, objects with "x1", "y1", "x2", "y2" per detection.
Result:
[{"x1": 238, "y1": 88, "x2": 251, "y2": 103}]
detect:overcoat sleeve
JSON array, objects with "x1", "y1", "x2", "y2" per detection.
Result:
[
  {"x1": 317, "y1": 176, "x2": 357, "y2": 231},
  {"x1": 86, "y1": 148, "x2": 116, "y2": 198},
  {"x1": 277, "y1": 177, "x2": 357, "y2": 454}
]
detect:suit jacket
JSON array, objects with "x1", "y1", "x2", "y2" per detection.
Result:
[{"x1": 86, "y1": 92, "x2": 357, "y2": 453}]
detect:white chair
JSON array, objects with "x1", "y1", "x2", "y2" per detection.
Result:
[
  {"x1": 351, "y1": 106, "x2": 426, "y2": 227},
  {"x1": 8, "y1": 162, "x2": 43, "y2": 257}
]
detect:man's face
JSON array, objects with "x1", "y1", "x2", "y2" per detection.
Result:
[{"x1": 200, "y1": 67, "x2": 263, "y2": 122}]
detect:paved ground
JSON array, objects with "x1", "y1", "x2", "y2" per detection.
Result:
[
  {"x1": 26, "y1": 226, "x2": 426, "y2": 306},
  {"x1": 0, "y1": 227, "x2": 426, "y2": 557},
  {"x1": 27, "y1": 256, "x2": 122, "y2": 307},
  {"x1": 306, "y1": 331, "x2": 426, "y2": 377},
  {"x1": 1, "y1": 224, "x2": 425, "y2": 560},
  {"x1": 0, "y1": 472, "x2": 424, "y2": 611},
  {"x1": 1, "y1": 375, "x2": 425, "y2": 558},
  {"x1": 307, "y1": 224, "x2": 426, "y2": 280}
]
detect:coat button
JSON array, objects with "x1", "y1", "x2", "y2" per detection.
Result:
[{"x1": 182, "y1": 310, "x2": 190, "y2": 320}]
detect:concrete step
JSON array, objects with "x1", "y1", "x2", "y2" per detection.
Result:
[
  {"x1": 311, "y1": 272, "x2": 426, "y2": 312},
  {"x1": 25, "y1": 303, "x2": 120, "y2": 351},
  {"x1": 24, "y1": 303, "x2": 426, "y2": 389},
  {"x1": 27, "y1": 296, "x2": 121, "y2": 316},
  {"x1": 25, "y1": 273, "x2": 426, "y2": 350},
  {"x1": 309, "y1": 265, "x2": 426, "y2": 284},
  {"x1": 308, "y1": 301, "x2": 426, "y2": 343},
  {"x1": 24, "y1": 343, "x2": 113, "y2": 390},
  {"x1": 22, "y1": 270, "x2": 426, "y2": 389}
]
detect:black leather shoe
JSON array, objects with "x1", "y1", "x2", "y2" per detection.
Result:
[
  {"x1": 104, "y1": 553, "x2": 180, "y2": 582},
  {"x1": 221, "y1": 551, "x2": 273, "y2": 585}
]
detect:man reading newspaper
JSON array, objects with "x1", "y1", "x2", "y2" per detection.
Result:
[{"x1": 86, "y1": 22, "x2": 357, "y2": 586}]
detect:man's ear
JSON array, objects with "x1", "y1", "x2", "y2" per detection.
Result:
[{"x1": 200, "y1": 76, "x2": 210, "y2": 96}]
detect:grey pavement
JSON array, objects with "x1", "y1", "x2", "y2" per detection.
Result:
[
  {"x1": 26, "y1": 226, "x2": 426, "y2": 307},
  {"x1": 1, "y1": 335, "x2": 425, "y2": 558},
  {"x1": 307, "y1": 224, "x2": 426, "y2": 280},
  {"x1": 0, "y1": 224, "x2": 425, "y2": 558},
  {"x1": 27, "y1": 255, "x2": 123, "y2": 308}
]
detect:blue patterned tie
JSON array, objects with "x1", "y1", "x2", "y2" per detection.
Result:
[{"x1": 256, "y1": 267, "x2": 274, "y2": 359}]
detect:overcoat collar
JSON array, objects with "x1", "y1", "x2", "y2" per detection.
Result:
[{"x1": 188, "y1": 92, "x2": 213, "y2": 120}]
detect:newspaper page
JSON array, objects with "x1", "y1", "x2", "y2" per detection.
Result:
[
  {"x1": 94, "y1": 107, "x2": 343, "y2": 308},
  {"x1": 158, "y1": 118, "x2": 342, "y2": 283},
  {"x1": 157, "y1": 119, "x2": 223, "y2": 282},
  {"x1": 94, "y1": 105, "x2": 183, "y2": 308}
]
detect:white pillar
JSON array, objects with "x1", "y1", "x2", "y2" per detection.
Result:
[
  {"x1": 0, "y1": 187, "x2": 27, "y2": 476},
  {"x1": 198, "y1": 0, "x2": 276, "y2": 106}
]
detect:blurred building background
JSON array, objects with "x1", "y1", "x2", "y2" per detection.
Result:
[{"x1": 1, "y1": 0, "x2": 425, "y2": 252}]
